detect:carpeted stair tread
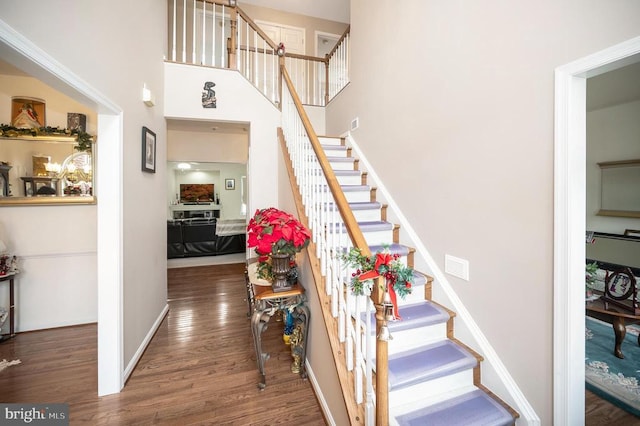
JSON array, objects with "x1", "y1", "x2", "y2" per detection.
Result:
[
  {"x1": 388, "y1": 340, "x2": 477, "y2": 391},
  {"x1": 368, "y1": 242, "x2": 410, "y2": 256},
  {"x1": 388, "y1": 301, "x2": 449, "y2": 332},
  {"x1": 411, "y1": 270, "x2": 429, "y2": 287},
  {"x1": 333, "y1": 170, "x2": 361, "y2": 176},
  {"x1": 322, "y1": 201, "x2": 381, "y2": 210},
  {"x1": 339, "y1": 185, "x2": 371, "y2": 192},
  {"x1": 326, "y1": 156, "x2": 356, "y2": 162},
  {"x1": 363, "y1": 301, "x2": 448, "y2": 333},
  {"x1": 328, "y1": 220, "x2": 393, "y2": 234},
  {"x1": 321, "y1": 144, "x2": 348, "y2": 151},
  {"x1": 395, "y1": 389, "x2": 515, "y2": 426},
  {"x1": 349, "y1": 201, "x2": 382, "y2": 210}
]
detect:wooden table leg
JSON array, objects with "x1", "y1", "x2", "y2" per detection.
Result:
[{"x1": 612, "y1": 316, "x2": 626, "y2": 359}]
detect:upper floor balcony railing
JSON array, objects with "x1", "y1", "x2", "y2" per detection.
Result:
[{"x1": 167, "y1": 0, "x2": 350, "y2": 107}]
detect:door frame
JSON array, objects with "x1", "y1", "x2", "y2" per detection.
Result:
[{"x1": 554, "y1": 35, "x2": 640, "y2": 425}]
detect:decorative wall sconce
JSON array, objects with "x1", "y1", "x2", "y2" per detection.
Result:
[
  {"x1": 142, "y1": 84, "x2": 155, "y2": 107},
  {"x1": 277, "y1": 43, "x2": 285, "y2": 57}
]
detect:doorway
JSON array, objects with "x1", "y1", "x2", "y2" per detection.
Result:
[
  {"x1": 0, "y1": 19, "x2": 124, "y2": 396},
  {"x1": 554, "y1": 36, "x2": 640, "y2": 425}
]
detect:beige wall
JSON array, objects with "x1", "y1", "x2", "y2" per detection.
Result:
[
  {"x1": 240, "y1": 4, "x2": 348, "y2": 57},
  {"x1": 586, "y1": 99, "x2": 640, "y2": 233},
  {"x1": 326, "y1": 1, "x2": 640, "y2": 423}
]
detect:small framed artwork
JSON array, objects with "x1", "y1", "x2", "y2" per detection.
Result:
[
  {"x1": 225, "y1": 178, "x2": 235, "y2": 190},
  {"x1": 142, "y1": 126, "x2": 156, "y2": 173},
  {"x1": 11, "y1": 97, "x2": 46, "y2": 128}
]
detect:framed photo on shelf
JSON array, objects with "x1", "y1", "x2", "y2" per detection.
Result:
[
  {"x1": 142, "y1": 126, "x2": 156, "y2": 173},
  {"x1": 225, "y1": 178, "x2": 235, "y2": 190}
]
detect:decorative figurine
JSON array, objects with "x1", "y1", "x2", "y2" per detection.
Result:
[
  {"x1": 202, "y1": 81, "x2": 216, "y2": 108},
  {"x1": 290, "y1": 323, "x2": 304, "y2": 374}
]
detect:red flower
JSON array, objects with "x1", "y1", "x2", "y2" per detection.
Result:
[{"x1": 247, "y1": 207, "x2": 311, "y2": 256}]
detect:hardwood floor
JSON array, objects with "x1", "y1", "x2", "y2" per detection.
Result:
[
  {"x1": 0, "y1": 263, "x2": 326, "y2": 425},
  {"x1": 586, "y1": 389, "x2": 640, "y2": 425}
]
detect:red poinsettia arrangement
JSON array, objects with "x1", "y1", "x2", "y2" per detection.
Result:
[{"x1": 247, "y1": 207, "x2": 311, "y2": 256}]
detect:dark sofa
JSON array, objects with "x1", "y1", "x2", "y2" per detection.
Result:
[{"x1": 167, "y1": 218, "x2": 246, "y2": 259}]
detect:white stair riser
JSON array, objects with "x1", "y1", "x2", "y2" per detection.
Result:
[
  {"x1": 319, "y1": 137, "x2": 343, "y2": 146},
  {"x1": 336, "y1": 175, "x2": 362, "y2": 185},
  {"x1": 322, "y1": 148, "x2": 349, "y2": 158},
  {"x1": 319, "y1": 208, "x2": 381, "y2": 223},
  {"x1": 398, "y1": 288, "x2": 429, "y2": 306},
  {"x1": 389, "y1": 369, "x2": 474, "y2": 409},
  {"x1": 387, "y1": 324, "x2": 448, "y2": 355},
  {"x1": 342, "y1": 191, "x2": 371, "y2": 203},
  {"x1": 330, "y1": 161, "x2": 356, "y2": 170},
  {"x1": 310, "y1": 161, "x2": 355, "y2": 171},
  {"x1": 335, "y1": 229, "x2": 393, "y2": 247}
]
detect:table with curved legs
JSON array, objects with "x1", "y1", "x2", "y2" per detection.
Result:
[{"x1": 249, "y1": 283, "x2": 310, "y2": 389}]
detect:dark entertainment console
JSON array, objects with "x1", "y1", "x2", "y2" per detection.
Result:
[{"x1": 167, "y1": 218, "x2": 245, "y2": 258}]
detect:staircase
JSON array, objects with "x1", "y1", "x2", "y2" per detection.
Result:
[{"x1": 317, "y1": 135, "x2": 519, "y2": 426}]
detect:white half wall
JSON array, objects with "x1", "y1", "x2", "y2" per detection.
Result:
[{"x1": 164, "y1": 63, "x2": 281, "y2": 213}]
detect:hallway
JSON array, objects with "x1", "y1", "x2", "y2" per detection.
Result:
[{"x1": 0, "y1": 263, "x2": 325, "y2": 425}]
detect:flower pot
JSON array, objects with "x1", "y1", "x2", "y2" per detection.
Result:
[{"x1": 270, "y1": 253, "x2": 293, "y2": 292}]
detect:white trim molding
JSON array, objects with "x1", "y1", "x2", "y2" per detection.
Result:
[
  {"x1": 124, "y1": 304, "x2": 170, "y2": 382},
  {"x1": 554, "y1": 36, "x2": 640, "y2": 426}
]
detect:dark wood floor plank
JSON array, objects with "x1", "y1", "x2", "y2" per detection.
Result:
[{"x1": 0, "y1": 263, "x2": 326, "y2": 425}]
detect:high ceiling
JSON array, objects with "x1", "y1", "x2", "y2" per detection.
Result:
[{"x1": 239, "y1": 0, "x2": 349, "y2": 23}]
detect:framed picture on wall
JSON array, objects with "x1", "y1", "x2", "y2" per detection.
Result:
[
  {"x1": 142, "y1": 126, "x2": 156, "y2": 173},
  {"x1": 225, "y1": 178, "x2": 235, "y2": 190}
]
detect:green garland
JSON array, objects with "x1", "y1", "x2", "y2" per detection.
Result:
[
  {"x1": 0, "y1": 124, "x2": 93, "y2": 152},
  {"x1": 341, "y1": 246, "x2": 414, "y2": 298}
]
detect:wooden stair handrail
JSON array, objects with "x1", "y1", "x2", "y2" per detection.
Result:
[
  {"x1": 236, "y1": 7, "x2": 279, "y2": 52},
  {"x1": 327, "y1": 25, "x2": 351, "y2": 60},
  {"x1": 281, "y1": 66, "x2": 389, "y2": 425},
  {"x1": 281, "y1": 67, "x2": 368, "y2": 255}
]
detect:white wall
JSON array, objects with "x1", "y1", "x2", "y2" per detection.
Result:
[
  {"x1": 164, "y1": 63, "x2": 281, "y2": 214},
  {"x1": 326, "y1": 1, "x2": 640, "y2": 424},
  {"x1": 167, "y1": 163, "x2": 246, "y2": 220},
  {"x1": 586, "y1": 99, "x2": 640, "y2": 234}
]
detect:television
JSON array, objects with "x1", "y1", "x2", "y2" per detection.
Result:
[{"x1": 180, "y1": 183, "x2": 214, "y2": 202}]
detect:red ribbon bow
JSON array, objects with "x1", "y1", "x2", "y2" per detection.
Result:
[{"x1": 358, "y1": 253, "x2": 401, "y2": 320}]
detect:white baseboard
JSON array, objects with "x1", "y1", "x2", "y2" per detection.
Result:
[
  {"x1": 305, "y1": 361, "x2": 337, "y2": 426},
  {"x1": 123, "y1": 304, "x2": 169, "y2": 382}
]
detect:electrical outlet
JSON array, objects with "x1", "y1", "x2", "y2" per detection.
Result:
[
  {"x1": 445, "y1": 254, "x2": 469, "y2": 281},
  {"x1": 351, "y1": 117, "x2": 359, "y2": 131}
]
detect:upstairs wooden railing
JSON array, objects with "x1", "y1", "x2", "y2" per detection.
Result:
[{"x1": 167, "y1": 0, "x2": 349, "y2": 106}]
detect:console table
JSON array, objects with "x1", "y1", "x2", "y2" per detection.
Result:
[
  {"x1": 0, "y1": 272, "x2": 17, "y2": 342},
  {"x1": 245, "y1": 263, "x2": 310, "y2": 390}
]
